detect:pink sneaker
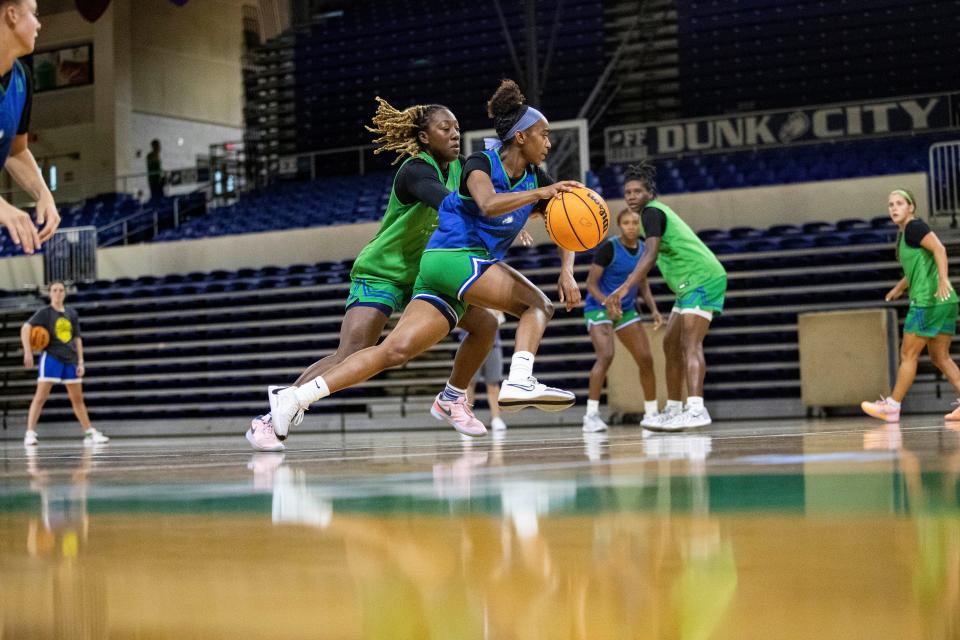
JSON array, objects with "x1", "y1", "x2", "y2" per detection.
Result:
[
  {"x1": 945, "y1": 400, "x2": 960, "y2": 422},
  {"x1": 431, "y1": 394, "x2": 487, "y2": 437},
  {"x1": 246, "y1": 415, "x2": 285, "y2": 451},
  {"x1": 861, "y1": 397, "x2": 900, "y2": 423}
]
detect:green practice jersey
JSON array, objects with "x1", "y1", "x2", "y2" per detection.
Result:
[
  {"x1": 641, "y1": 199, "x2": 726, "y2": 294},
  {"x1": 351, "y1": 152, "x2": 462, "y2": 286}
]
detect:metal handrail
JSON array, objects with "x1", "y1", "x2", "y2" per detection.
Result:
[
  {"x1": 277, "y1": 144, "x2": 375, "y2": 179},
  {"x1": 96, "y1": 183, "x2": 209, "y2": 247},
  {"x1": 929, "y1": 139, "x2": 960, "y2": 227}
]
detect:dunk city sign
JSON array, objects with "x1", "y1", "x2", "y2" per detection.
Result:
[{"x1": 604, "y1": 93, "x2": 960, "y2": 163}]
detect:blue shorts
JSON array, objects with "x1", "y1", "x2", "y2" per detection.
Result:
[{"x1": 38, "y1": 352, "x2": 80, "y2": 384}]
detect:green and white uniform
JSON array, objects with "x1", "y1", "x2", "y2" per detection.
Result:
[
  {"x1": 347, "y1": 152, "x2": 462, "y2": 315},
  {"x1": 641, "y1": 199, "x2": 727, "y2": 318},
  {"x1": 900, "y1": 220, "x2": 958, "y2": 337}
]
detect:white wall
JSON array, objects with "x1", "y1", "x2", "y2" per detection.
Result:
[
  {"x1": 125, "y1": 0, "x2": 246, "y2": 185},
  {"x1": 0, "y1": 172, "x2": 927, "y2": 290},
  {"x1": 127, "y1": 113, "x2": 241, "y2": 198},
  {"x1": 17, "y1": 0, "x2": 246, "y2": 204},
  {"x1": 130, "y1": 0, "x2": 245, "y2": 129}
]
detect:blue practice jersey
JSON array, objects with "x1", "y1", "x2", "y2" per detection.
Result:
[
  {"x1": 0, "y1": 61, "x2": 28, "y2": 168},
  {"x1": 426, "y1": 150, "x2": 544, "y2": 260},
  {"x1": 584, "y1": 236, "x2": 645, "y2": 312}
]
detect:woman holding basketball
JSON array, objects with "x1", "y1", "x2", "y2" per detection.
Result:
[
  {"x1": 267, "y1": 79, "x2": 583, "y2": 439},
  {"x1": 582, "y1": 207, "x2": 663, "y2": 432},
  {"x1": 21, "y1": 281, "x2": 107, "y2": 446},
  {"x1": 861, "y1": 189, "x2": 960, "y2": 423},
  {"x1": 606, "y1": 162, "x2": 727, "y2": 431},
  {"x1": 248, "y1": 98, "x2": 501, "y2": 450}
]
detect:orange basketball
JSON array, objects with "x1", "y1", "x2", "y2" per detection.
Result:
[
  {"x1": 29, "y1": 326, "x2": 49, "y2": 352},
  {"x1": 544, "y1": 187, "x2": 610, "y2": 251}
]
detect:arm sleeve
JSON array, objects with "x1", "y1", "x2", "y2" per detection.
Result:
[
  {"x1": 533, "y1": 166, "x2": 555, "y2": 212},
  {"x1": 459, "y1": 152, "x2": 493, "y2": 197},
  {"x1": 394, "y1": 159, "x2": 451, "y2": 210},
  {"x1": 591, "y1": 240, "x2": 614, "y2": 268},
  {"x1": 27, "y1": 307, "x2": 46, "y2": 326},
  {"x1": 904, "y1": 219, "x2": 931, "y2": 248},
  {"x1": 17, "y1": 64, "x2": 31, "y2": 135},
  {"x1": 641, "y1": 207, "x2": 667, "y2": 238}
]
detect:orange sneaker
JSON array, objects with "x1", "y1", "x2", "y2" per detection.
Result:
[{"x1": 861, "y1": 397, "x2": 900, "y2": 422}]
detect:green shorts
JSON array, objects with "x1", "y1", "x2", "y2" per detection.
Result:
[
  {"x1": 672, "y1": 275, "x2": 727, "y2": 320},
  {"x1": 905, "y1": 303, "x2": 958, "y2": 338},
  {"x1": 413, "y1": 248, "x2": 498, "y2": 330},
  {"x1": 584, "y1": 308, "x2": 641, "y2": 331},
  {"x1": 346, "y1": 275, "x2": 412, "y2": 316}
]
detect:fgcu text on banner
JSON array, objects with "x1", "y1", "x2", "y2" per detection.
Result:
[{"x1": 604, "y1": 93, "x2": 960, "y2": 163}]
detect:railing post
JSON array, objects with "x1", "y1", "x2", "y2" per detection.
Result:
[
  {"x1": 174, "y1": 197, "x2": 181, "y2": 228},
  {"x1": 123, "y1": 221, "x2": 128, "y2": 245}
]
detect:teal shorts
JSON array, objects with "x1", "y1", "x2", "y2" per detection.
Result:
[
  {"x1": 672, "y1": 275, "x2": 727, "y2": 320},
  {"x1": 412, "y1": 248, "x2": 498, "y2": 330},
  {"x1": 584, "y1": 308, "x2": 641, "y2": 331},
  {"x1": 905, "y1": 303, "x2": 958, "y2": 338},
  {"x1": 345, "y1": 275, "x2": 412, "y2": 317}
]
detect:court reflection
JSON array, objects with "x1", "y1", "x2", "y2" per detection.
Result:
[
  {"x1": 260, "y1": 432, "x2": 740, "y2": 640},
  {"x1": 3, "y1": 446, "x2": 108, "y2": 639},
  {"x1": 863, "y1": 423, "x2": 960, "y2": 640},
  {"x1": 0, "y1": 426, "x2": 957, "y2": 639}
]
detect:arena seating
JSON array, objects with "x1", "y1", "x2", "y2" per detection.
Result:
[
  {"x1": 0, "y1": 192, "x2": 207, "y2": 257},
  {"x1": 0, "y1": 217, "x2": 955, "y2": 425},
  {"x1": 594, "y1": 133, "x2": 950, "y2": 198},
  {"x1": 245, "y1": 0, "x2": 605, "y2": 159},
  {"x1": 0, "y1": 126, "x2": 939, "y2": 256},
  {"x1": 675, "y1": 0, "x2": 959, "y2": 116}
]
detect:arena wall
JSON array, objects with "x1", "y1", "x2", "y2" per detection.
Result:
[
  {"x1": 17, "y1": 0, "x2": 244, "y2": 204},
  {"x1": 0, "y1": 171, "x2": 926, "y2": 289}
]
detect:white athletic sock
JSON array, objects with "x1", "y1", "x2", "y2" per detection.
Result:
[
  {"x1": 294, "y1": 376, "x2": 330, "y2": 407},
  {"x1": 644, "y1": 400, "x2": 659, "y2": 415},
  {"x1": 666, "y1": 399, "x2": 683, "y2": 412},
  {"x1": 886, "y1": 397, "x2": 901, "y2": 408},
  {"x1": 586, "y1": 399, "x2": 600, "y2": 416},
  {"x1": 508, "y1": 351, "x2": 535, "y2": 382},
  {"x1": 440, "y1": 382, "x2": 467, "y2": 402},
  {"x1": 687, "y1": 396, "x2": 705, "y2": 411}
]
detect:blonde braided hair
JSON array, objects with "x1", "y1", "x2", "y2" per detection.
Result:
[{"x1": 365, "y1": 97, "x2": 447, "y2": 164}]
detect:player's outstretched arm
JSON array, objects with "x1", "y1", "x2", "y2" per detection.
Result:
[
  {"x1": 557, "y1": 247, "x2": 580, "y2": 311},
  {"x1": 609, "y1": 237, "x2": 661, "y2": 305},
  {"x1": 639, "y1": 277, "x2": 663, "y2": 329},
  {"x1": 4, "y1": 134, "x2": 60, "y2": 244}
]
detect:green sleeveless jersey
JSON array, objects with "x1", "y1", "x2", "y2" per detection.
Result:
[
  {"x1": 899, "y1": 228, "x2": 957, "y2": 307},
  {"x1": 641, "y1": 199, "x2": 726, "y2": 294},
  {"x1": 351, "y1": 153, "x2": 462, "y2": 286}
]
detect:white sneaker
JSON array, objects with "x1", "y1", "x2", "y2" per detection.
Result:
[
  {"x1": 83, "y1": 428, "x2": 110, "y2": 445},
  {"x1": 582, "y1": 431, "x2": 609, "y2": 461},
  {"x1": 273, "y1": 387, "x2": 307, "y2": 439},
  {"x1": 268, "y1": 385, "x2": 304, "y2": 440},
  {"x1": 641, "y1": 406, "x2": 680, "y2": 429},
  {"x1": 23, "y1": 430, "x2": 38, "y2": 446},
  {"x1": 498, "y1": 376, "x2": 575, "y2": 412},
  {"x1": 582, "y1": 413, "x2": 608, "y2": 433},
  {"x1": 651, "y1": 406, "x2": 712, "y2": 432},
  {"x1": 490, "y1": 417, "x2": 507, "y2": 431},
  {"x1": 639, "y1": 411, "x2": 661, "y2": 427}
]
